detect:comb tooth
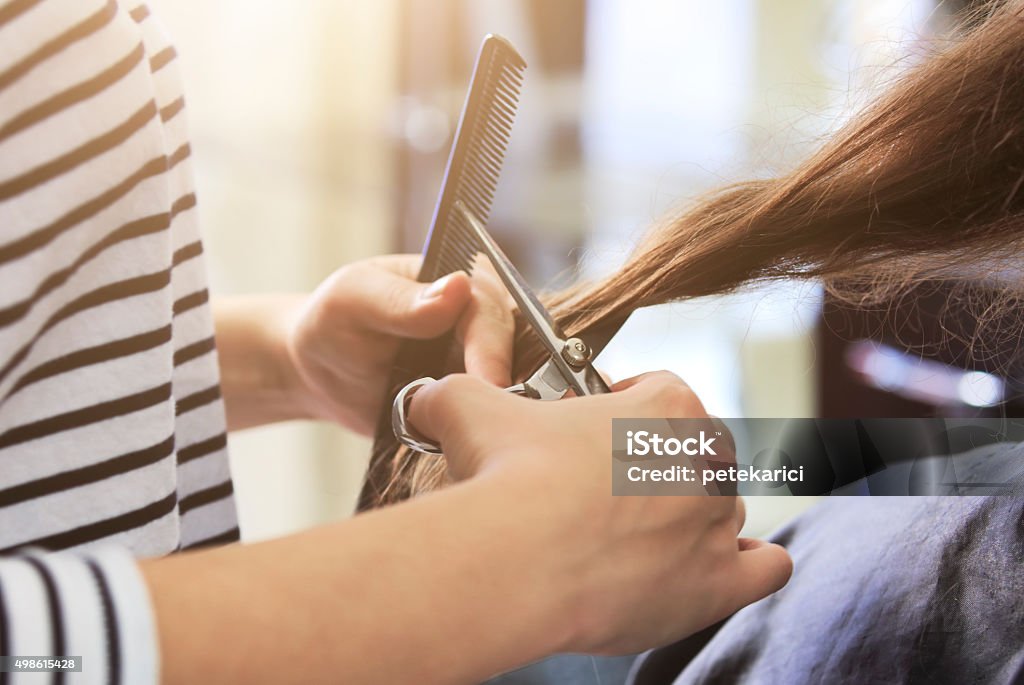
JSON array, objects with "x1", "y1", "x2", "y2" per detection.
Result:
[
  {"x1": 494, "y1": 82, "x2": 519, "y2": 102},
  {"x1": 469, "y1": 140, "x2": 504, "y2": 169},
  {"x1": 454, "y1": 242, "x2": 479, "y2": 266},
  {"x1": 438, "y1": 239, "x2": 474, "y2": 274},
  {"x1": 465, "y1": 146, "x2": 501, "y2": 173},
  {"x1": 482, "y1": 133, "x2": 510, "y2": 155},
  {"x1": 463, "y1": 183, "x2": 496, "y2": 211},
  {"x1": 470, "y1": 140, "x2": 505, "y2": 171},
  {"x1": 448, "y1": 241, "x2": 474, "y2": 265},
  {"x1": 463, "y1": 172, "x2": 498, "y2": 199},
  {"x1": 466, "y1": 155, "x2": 499, "y2": 177},
  {"x1": 500, "y1": 77, "x2": 523, "y2": 92},
  {"x1": 458, "y1": 170, "x2": 493, "y2": 201},
  {"x1": 487, "y1": 107, "x2": 514, "y2": 126},
  {"x1": 442, "y1": 251, "x2": 474, "y2": 276},
  {"x1": 486, "y1": 113, "x2": 513, "y2": 134},
  {"x1": 481, "y1": 112, "x2": 513, "y2": 136},
  {"x1": 493, "y1": 96, "x2": 516, "y2": 112},
  {"x1": 492, "y1": 109, "x2": 516, "y2": 128},
  {"x1": 481, "y1": 124, "x2": 511, "y2": 145},
  {"x1": 500, "y1": 75, "x2": 524, "y2": 92},
  {"x1": 469, "y1": 167, "x2": 500, "y2": 194},
  {"x1": 460, "y1": 200, "x2": 489, "y2": 225},
  {"x1": 439, "y1": 250, "x2": 462, "y2": 273},
  {"x1": 456, "y1": 200, "x2": 488, "y2": 228},
  {"x1": 492, "y1": 95, "x2": 517, "y2": 115},
  {"x1": 486, "y1": 83, "x2": 517, "y2": 107},
  {"x1": 473, "y1": 124, "x2": 507, "y2": 149},
  {"x1": 468, "y1": 149, "x2": 502, "y2": 179},
  {"x1": 500, "y1": 64, "x2": 524, "y2": 80},
  {"x1": 460, "y1": 176, "x2": 494, "y2": 210},
  {"x1": 451, "y1": 219, "x2": 481, "y2": 247},
  {"x1": 478, "y1": 130, "x2": 507, "y2": 149},
  {"x1": 450, "y1": 216, "x2": 483, "y2": 253},
  {"x1": 435, "y1": 251, "x2": 453, "y2": 273},
  {"x1": 450, "y1": 239, "x2": 478, "y2": 263},
  {"x1": 473, "y1": 145, "x2": 505, "y2": 173},
  {"x1": 493, "y1": 97, "x2": 518, "y2": 116},
  {"x1": 487, "y1": 107, "x2": 515, "y2": 128},
  {"x1": 455, "y1": 188, "x2": 485, "y2": 216},
  {"x1": 462, "y1": 158, "x2": 497, "y2": 183},
  {"x1": 462, "y1": 162, "x2": 497, "y2": 187},
  {"x1": 438, "y1": 256, "x2": 462, "y2": 277},
  {"x1": 450, "y1": 214, "x2": 479, "y2": 244}
]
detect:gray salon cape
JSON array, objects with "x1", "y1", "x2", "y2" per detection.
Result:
[{"x1": 491, "y1": 442, "x2": 1024, "y2": 685}]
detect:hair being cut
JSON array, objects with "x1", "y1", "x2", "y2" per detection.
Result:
[{"x1": 362, "y1": 0, "x2": 1024, "y2": 507}]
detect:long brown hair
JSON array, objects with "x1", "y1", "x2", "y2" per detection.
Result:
[{"x1": 365, "y1": 0, "x2": 1024, "y2": 507}]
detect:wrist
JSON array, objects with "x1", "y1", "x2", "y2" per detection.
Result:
[
  {"x1": 464, "y1": 467, "x2": 583, "y2": 656},
  {"x1": 477, "y1": 457, "x2": 613, "y2": 655},
  {"x1": 213, "y1": 295, "x2": 323, "y2": 429}
]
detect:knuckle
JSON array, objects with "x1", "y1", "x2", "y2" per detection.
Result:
[
  {"x1": 320, "y1": 265, "x2": 364, "y2": 315},
  {"x1": 432, "y1": 374, "x2": 481, "y2": 402},
  {"x1": 332, "y1": 262, "x2": 368, "y2": 290},
  {"x1": 383, "y1": 281, "x2": 411, "y2": 319},
  {"x1": 643, "y1": 373, "x2": 700, "y2": 416},
  {"x1": 472, "y1": 289, "x2": 513, "y2": 326},
  {"x1": 470, "y1": 347, "x2": 505, "y2": 372}
]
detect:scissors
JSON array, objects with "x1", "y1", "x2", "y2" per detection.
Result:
[{"x1": 392, "y1": 201, "x2": 611, "y2": 455}]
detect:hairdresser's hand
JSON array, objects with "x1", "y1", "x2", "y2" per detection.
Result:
[
  {"x1": 407, "y1": 371, "x2": 793, "y2": 655},
  {"x1": 286, "y1": 254, "x2": 514, "y2": 435}
]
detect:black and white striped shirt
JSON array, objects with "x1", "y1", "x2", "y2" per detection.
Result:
[{"x1": 0, "y1": 1, "x2": 239, "y2": 682}]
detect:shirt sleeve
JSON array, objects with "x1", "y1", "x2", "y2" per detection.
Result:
[{"x1": 0, "y1": 545, "x2": 159, "y2": 685}]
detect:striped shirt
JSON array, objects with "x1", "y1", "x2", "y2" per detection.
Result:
[{"x1": 0, "y1": 1, "x2": 239, "y2": 682}]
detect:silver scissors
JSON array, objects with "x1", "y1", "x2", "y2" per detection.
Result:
[{"x1": 392, "y1": 201, "x2": 611, "y2": 454}]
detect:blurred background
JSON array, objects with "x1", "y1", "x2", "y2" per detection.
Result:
[{"x1": 149, "y1": 0, "x2": 1005, "y2": 541}]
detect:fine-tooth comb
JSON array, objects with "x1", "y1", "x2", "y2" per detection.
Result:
[{"x1": 359, "y1": 34, "x2": 526, "y2": 510}]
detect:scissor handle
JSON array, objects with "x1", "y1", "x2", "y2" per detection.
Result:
[
  {"x1": 392, "y1": 374, "x2": 556, "y2": 454},
  {"x1": 392, "y1": 378, "x2": 445, "y2": 455}
]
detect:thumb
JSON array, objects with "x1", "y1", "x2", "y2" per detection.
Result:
[
  {"x1": 726, "y1": 540, "x2": 794, "y2": 611},
  {"x1": 391, "y1": 272, "x2": 473, "y2": 339},
  {"x1": 406, "y1": 374, "x2": 512, "y2": 479},
  {"x1": 344, "y1": 267, "x2": 472, "y2": 338}
]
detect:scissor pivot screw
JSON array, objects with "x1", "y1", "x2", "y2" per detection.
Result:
[{"x1": 561, "y1": 338, "x2": 591, "y2": 369}]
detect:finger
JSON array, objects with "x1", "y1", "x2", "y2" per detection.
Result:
[
  {"x1": 734, "y1": 496, "x2": 747, "y2": 534},
  {"x1": 609, "y1": 371, "x2": 692, "y2": 394},
  {"x1": 371, "y1": 253, "x2": 426, "y2": 280},
  {"x1": 456, "y1": 260, "x2": 515, "y2": 386},
  {"x1": 406, "y1": 374, "x2": 514, "y2": 477},
  {"x1": 726, "y1": 542, "x2": 793, "y2": 610},
  {"x1": 338, "y1": 265, "x2": 473, "y2": 339},
  {"x1": 562, "y1": 366, "x2": 615, "y2": 399}
]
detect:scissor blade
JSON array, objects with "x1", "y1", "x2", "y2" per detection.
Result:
[
  {"x1": 455, "y1": 201, "x2": 566, "y2": 358},
  {"x1": 578, "y1": 316, "x2": 629, "y2": 364}
]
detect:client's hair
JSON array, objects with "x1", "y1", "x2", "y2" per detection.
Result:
[{"x1": 366, "y1": 0, "x2": 1024, "y2": 506}]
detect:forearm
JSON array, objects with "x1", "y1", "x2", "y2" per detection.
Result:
[
  {"x1": 140, "y1": 474, "x2": 569, "y2": 684},
  {"x1": 212, "y1": 295, "x2": 318, "y2": 430}
]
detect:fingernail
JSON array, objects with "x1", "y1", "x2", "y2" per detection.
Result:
[{"x1": 421, "y1": 275, "x2": 452, "y2": 300}]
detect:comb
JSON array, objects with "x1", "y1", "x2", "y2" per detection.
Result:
[
  {"x1": 360, "y1": 35, "x2": 526, "y2": 509},
  {"x1": 419, "y1": 34, "x2": 526, "y2": 281}
]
